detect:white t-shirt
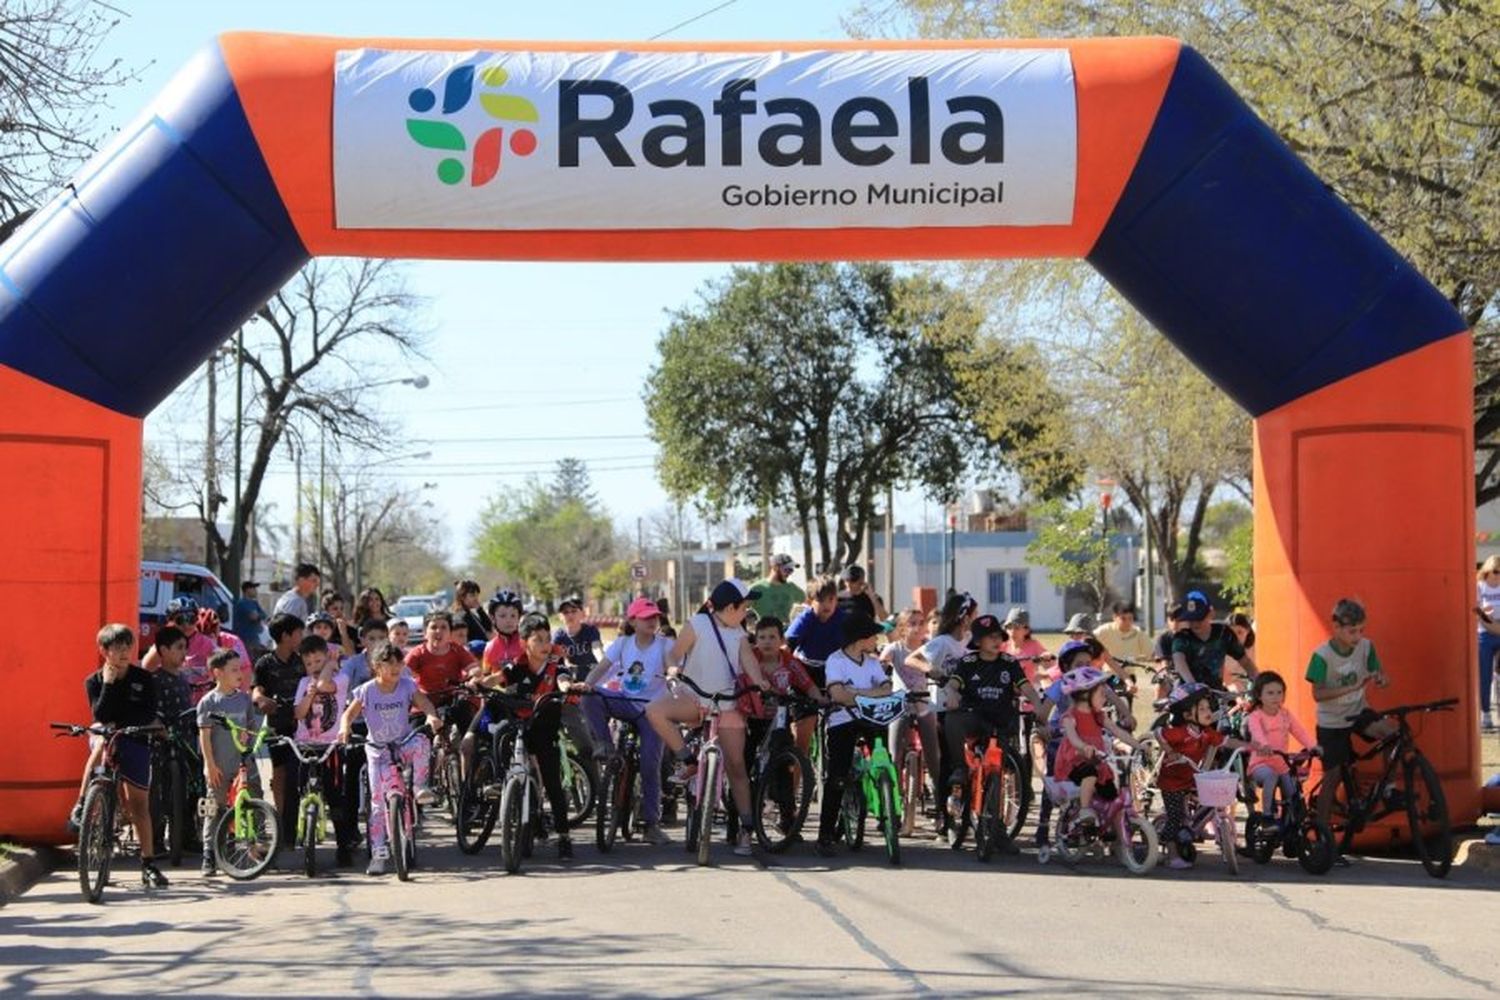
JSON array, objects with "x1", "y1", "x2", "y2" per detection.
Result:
[
  {"x1": 920, "y1": 633, "x2": 969, "y2": 712},
  {"x1": 682, "y1": 611, "x2": 744, "y2": 703},
  {"x1": 825, "y1": 648, "x2": 889, "y2": 728},
  {"x1": 599, "y1": 633, "x2": 672, "y2": 700},
  {"x1": 1478, "y1": 580, "x2": 1500, "y2": 635}
]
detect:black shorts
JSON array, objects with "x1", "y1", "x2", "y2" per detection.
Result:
[
  {"x1": 1316, "y1": 708, "x2": 1383, "y2": 769},
  {"x1": 115, "y1": 735, "x2": 153, "y2": 789},
  {"x1": 1066, "y1": 761, "x2": 1117, "y2": 798},
  {"x1": 268, "y1": 738, "x2": 295, "y2": 770},
  {"x1": 801, "y1": 662, "x2": 827, "y2": 691}
]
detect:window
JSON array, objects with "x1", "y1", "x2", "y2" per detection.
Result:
[
  {"x1": 139, "y1": 574, "x2": 160, "y2": 611},
  {"x1": 987, "y1": 570, "x2": 1029, "y2": 610},
  {"x1": 987, "y1": 570, "x2": 1007, "y2": 608},
  {"x1": 1008, "y1": 571, "x2": 1028, "y2": 605}
]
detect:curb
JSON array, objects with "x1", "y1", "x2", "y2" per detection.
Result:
[
  {"x1": 0, "y1": 847, "x2": 56, "y2": 905},
  {"x1": 1455, "y1": 834, "x2": 1500, "y2": 875}
]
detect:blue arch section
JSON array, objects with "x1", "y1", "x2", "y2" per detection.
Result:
[
  {"x1": 1087, "y1": 47, "x2": 1466, "y2": 416},
  {"x1": 0, "y1": 43, "x2": 308, "y2": 417}
]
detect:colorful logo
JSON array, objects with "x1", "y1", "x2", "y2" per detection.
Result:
[{"x1": 405, "y1": 64, "x2": 539, "y2": 186}]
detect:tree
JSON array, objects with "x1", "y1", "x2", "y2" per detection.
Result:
[
  {"x1": 1222, "y1": 520, "x2": 1254, "y2": 611},
  {"x1": 645, "y1": 262, "x2": 1062, "y2": 573},
  {"x1": 472, "y1": 478, "x2": 620, "y2": 603},
  {"x1": 550, "y1": 457, "x2": 598, "y2": 511},
  {"x1": 0, "y1": 1, "x2": 138, "y2": 235},
  {"x1": 1026, "y1": 498, "x2": 1115, "y2": 614},
  {"x1": 850, "y1": 0, "x2": 1500, "y2": 501},
  {"x1": 591, "y1": 560, "x2": 634, "y2": 614}
]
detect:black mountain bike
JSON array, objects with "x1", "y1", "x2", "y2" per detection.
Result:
[
  {"x1": 150, "y1": 706, "x2": 204, "y2": 867},
  {"x1": 750, "y1": 693, "x2": 815, "y2": 853},
  {"x1": 594, "y1": 695, "x2": 652, "y2": 853},
  {"x1": 51, "y1": 722, "x2": 159, "y2": 903},
  {"x1": 1308, "y1": 698, "x2": 1456, "y2": 878}
]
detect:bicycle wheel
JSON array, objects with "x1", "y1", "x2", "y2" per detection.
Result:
[
  {"x1": 387, "y1": 793, "x2": 410, "y2": 882},
  {"x1": 619, "y1": 761, "x2": 640, "y2": 842},
  {"x1": 442, "y1": 751, "x2": 463, "y2": 818},
  {"x1": 754, "y1": 747, "x2": 812, "y2": 853},
  {"x1": 565, "y1": 749, "x2": 596, "y2": 827},
  {"x1": 212, "y1": 798, "x2": 280, "y2": 880},
  {"x1": 1116, "y1": 813, "x2": 1160, "y2": 875},
  {"x1": 839, "y1": 778, "x2": 867, "y2": 851},
  {"x1": 499, "y1": 777, "x2": 525, "y2": 874},
  {"x1": 879, "y1": 773, "x2": 901, "y2": 866},
  {"x1": 457, "y1": 754, "x2": 499, "y2": 854},
  {"x1": 77, "y1": 781, "x2": 115, "y2": 904},
  {"x1": 900, "y1": 750, "x2": 920, "y2": 837},
  {"x1": 977, "y1": 773, "x2": 1002, "y2": 862},
  {"x1": 1217, "y1": 807, "x2": 1240, "y2": 876},
  {"x1": 1002, "y1": 754, "x2": 1027, "y2": 843},
  {"x1": 1297, "y1": 816, "x2": 1336, "y2": 875},
  {"x1": 696, "y1": 749, "x2": 720, "y2": 867},
  {"x1": 1052, "y1": 801, "x2": 1081, "y2": 867},
  {"x1": 1245, "y1": 813, "x2": 1276, "y2": 865},
  {"x1": 303, "y1": 800, "x2": 320, "y2": 878},
  {"x1": 596, "y1": 757, "x2": 622, "y2": 853},
  {"x1": 1405, "y1": 753, "x2": 1451, "y2": 878}
]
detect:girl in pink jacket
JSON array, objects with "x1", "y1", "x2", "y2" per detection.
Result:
[{"x1": 1246, "y1": 671, "x2": 1318, "y2": 821}]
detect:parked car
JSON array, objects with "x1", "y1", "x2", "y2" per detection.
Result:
[
  {"x1": 139, "y1": 561, "x2": 236, "y2": 655},
  {"x1": 390, "y1": 595, "x2": 440, "y2": 646}
]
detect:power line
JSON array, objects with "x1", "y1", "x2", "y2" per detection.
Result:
[
  {"x1": 420, "y1": 397, "x2": 636, "y2": 414},
  {"x1": 649, "y1": 0, "x2": 739, "y2": 39}
]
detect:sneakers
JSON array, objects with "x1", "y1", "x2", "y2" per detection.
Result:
[
  {"x1": 200, "y1": 857, "x2": 216, "y2": 876},
  {"x1": 1076, "y1": 807, "x2": 1099, "y2": 829},
  {"x1": 140, "y1": 860, "x2": 170, "y2": 888},
  {"x1": 1166, "y1": 855, "x2": 1192, "y2": 870},
  {"x1": 557, "y1": 836, "x2": 573, "y2": 860},
  {"x1": 668, "y1": 760, "x2": 698, "y2": 786},
  {"x1": 733, "y1": 831, "x2": 753, "y2": 857},
  {"x1": 643, "y1": 824, "x2": 671, "y2": 846},
  {"x1": 1482, "y1": 711, "x2": 1495, "y2": 731},
  {"x1": 415, "y1": 785, "x2": 437, "y2": 806},
  {"x1": 367, "y1": 848, "x2": 389, "y2": 876},
  {"x1": 1483, "y1": 828, "x2": 1500, "y2": 846},
  {"x1": 335, "y1": 846, "x2": 353, "y2": 868},
  {"x1": 946, "y1": 792, "x2": 964, "y2": 824},
  {"x1": 66, "y1": 800, "x2": 83, "y2": 835},
  {"x1": 814, "y1": 838, "x2": 839, "y2": 858}
]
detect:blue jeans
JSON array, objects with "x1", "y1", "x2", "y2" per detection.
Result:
[
  {"x1": 582, "y1": 689, "x2": 663, "y2": 825},
  {"x1": 1479, "y1": 631, "x2": 1500, "y2": 713}
]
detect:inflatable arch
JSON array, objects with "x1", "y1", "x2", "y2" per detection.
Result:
[{"x1": 0, "y1": 33, "x2": 1488, "y2": 843}]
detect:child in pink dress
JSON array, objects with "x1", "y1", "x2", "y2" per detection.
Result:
[{"x1": 1245, "y1": 671, "x2": 1318, "y2": 822}]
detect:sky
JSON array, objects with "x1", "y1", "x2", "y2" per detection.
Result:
[{"x1": 105, "y1": 0, "x2": 967, "y2": 566}]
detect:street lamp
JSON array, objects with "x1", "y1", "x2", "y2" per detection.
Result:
[
  {"x1": 1098, "y1": 477, "x2": 1117, "y2": 615},
  {"x1": 318, "y1": 375, "x2": 430, "y2": 559}
]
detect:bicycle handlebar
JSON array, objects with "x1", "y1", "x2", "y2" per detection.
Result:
[
  {"x1": 347, "y1": 725, "x2": 432, "y2": 752},
  {"x1": 49, "y1": 721, "x2": 159, "y2": 739},
  {"x1": 1376, "y1": 697, "x2": 1458, "y2": 718},
  {"x1": 670, "y1": 673, "x2": 739, "y2": 704}
]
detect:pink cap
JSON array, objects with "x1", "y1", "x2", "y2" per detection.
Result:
[{"x1": 626, "y1": 597, "x2": 661, "y2": 620}]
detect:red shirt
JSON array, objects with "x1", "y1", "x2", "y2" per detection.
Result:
[
  {"x1": 500, "y1": 649, "x2": 571, "y2": 719},
  {"x1": 482, "y1": 630, "x2": 525, "y2": 673},
  {"x1": 752, "y1": 650, "x2": 819, "y2": 720},
  {"x1": 404, "y1": 643, "x2": 476, "y2": 704},
  {"x1": 1054, "y1": 706, "x2": 1110, "y2": 781},
  {"x1": 1158, "y1": 723, "x2": 1227, "y2": 792}
]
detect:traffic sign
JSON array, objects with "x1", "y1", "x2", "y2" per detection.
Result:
[{"x1": 630, "y1": 561, "x2": 648, "y2": 581}]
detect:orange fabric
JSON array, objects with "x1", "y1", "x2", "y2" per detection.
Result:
[
  {"x1": 216, "y1": 32, "x2": 1179, "y2": 260},
  {"x1": 1252, "y1": 331, "x2": 1480, "y2": 837},
  {"x1": 0, "y1": 363, "x2": 142, "y2": 844}
]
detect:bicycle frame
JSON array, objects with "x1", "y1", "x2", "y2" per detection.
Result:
[
  {"x1": 1309, "y1": 703, "x2": 1451, "y2": 848},
  {"x1": 283, "y1": 740, "x2": 339, "y2": 844},
  {"x1": 211, "y1": 715, "x2": 276, "y2": 839}
]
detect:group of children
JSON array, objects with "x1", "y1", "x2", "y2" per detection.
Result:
[{"x1": 74, "y1": 576, "x2": 1392, "y2": 883}]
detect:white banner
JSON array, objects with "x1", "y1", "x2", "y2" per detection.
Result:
[{"x1": 332, "y1": 48, "x2": 1077, "y2": 231}]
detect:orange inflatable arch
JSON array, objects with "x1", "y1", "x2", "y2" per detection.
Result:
[{"x1": 0, "y1": 34, "x2": 1487, "y2": 844}]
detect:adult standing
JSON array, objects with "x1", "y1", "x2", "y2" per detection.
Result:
[
  {"x1": 230, "y1": 580, "x2": 267, "y2": 658},
  {"x1": 353, "y1": 588, "x2": 392, "y2": 630},
  {"x1": 752, "y1": 554, "x2": 806, "y2": 625},
  {"x1": 273, "y1": 563, "x2": 321, "y2": 621},
  {"x1": 1475, "y1": 556, "x2": 1500, "y2": 730},
  {"x1": 1094, "y1": 602, "x2": 1153, "y2": 664},
  {"x1": 451, "y1": 579, "x2": 494, "y2": 643}
]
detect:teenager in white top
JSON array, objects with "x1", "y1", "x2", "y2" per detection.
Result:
[
  {"x1": 645, "y1": 579, "x2": 769, "y2": 857},
  {"x1": 815, "y1": 614, "x2": 894, "y2": 856}
]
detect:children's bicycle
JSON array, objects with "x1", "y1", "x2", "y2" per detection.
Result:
[
  {"x1": 592, "y1": 693, "x2": 653, "y2": 853},
  {"x1": 750, "y1": 693, "x2": 816, "y2": 854},
  {"x1": 150, "y1": 706, "x2": 205, "y2": 868},
  {"x1": 205, "y1": 712, "x2": 281, "y2": 880},
  {"x1": 1041, "y1": 744, "x2": 1159, "y2": 875},
  {"x1": 1178, "y1": 747, "x2": 1247, "y2": 876},
  {"x1": 947, "y1": 721, "x2": 1026, "y2": 861},
  {"x1": 1308, "y1": 697, "x2": 1456, "y2": 878},
  {"x1": 51, "y1": 722, "x2": 159, "y2": 903},
  {"x1": 894, "y1": 696, "x2": 932, "y2": 837},
  {"x1": 674, "y1": 674, "x2": 740, "y2": 866},
  {"x1": 280, "y1": 738, "x2": 340, "y2": 878},
  {"x1": 837, "y1": 695, "x2": 906, "y2": 866},
  {"x1": 1244, "y1": 748, "x2": 1335, "y2": 875},
  {"x1": 356, "y1": 726, "x2": 430, "y2": 882}
]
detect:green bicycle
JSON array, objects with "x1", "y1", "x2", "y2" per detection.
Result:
[
  {"x1": 837, "y1": 695, "x2": 906, "y2": 866},
  {"x1": 206, "y1": 712, "x2": 281, "y2": 880},
  {"x1": 281, "y1": 738, "x2": 340, "y2": 878}
]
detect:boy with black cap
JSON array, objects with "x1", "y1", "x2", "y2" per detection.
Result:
[
  {"x1": 1171, "y1": 590, "x2": 1258, "y2": 689},
  {"x1": 814, "y1": 613, "x2": 893, "y2": 856},
  {"x1": 941, "y1": 614, "x2": 1049, "y2": 851},
  {"x1": 838, "y1": 564, "x2": 887, "y2": 622}
]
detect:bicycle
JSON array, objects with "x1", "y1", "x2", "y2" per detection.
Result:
[
  {"x1": 1307, "y1": 697, "x2": 1456, "y2": 878},
  {"x1": 750, "y1": 693, "x2": 816, "y2": 854},
  {"x1": 559, "y1": 724, "x2": 597, "y2": 828},
  {"x1": 895, "y1": 695, "x2": 932, "y2": 838},
  {"x1": 150, "y1": 706, "x2": 205, "y2": 867},
  {"x1": 1177, "y1": 747, "x2": 1247, "y2": 876},
  {"x1": 673, "y1": 674, "x2": 739, "y2": 866},
  {"x1": 51, "y1": 722, "x2": 160, "y2": 903},
  {"x1": 205, "y1": 712, "x2": 281, "y2": 880},
  {"x1": 836, "y1": 694, "x2": 906, "y2": 866},
  {"x1": 1243, "y1": 748, "x2": 1335, "y2": 875},
  {"x1": 353, "y1": 725, "x2": 431, "y2": 882},
  {"x1": 592, "y1": 693, "x2": 653, "y2": 853},
  {"x1": 946, "y1": 721, "x2": 1027, "y2": 861},
  {"x1": 490, "y1": 690, "x2": 570, "y2": 874},
  {"x1": 455, "y1": 695, "x2": 503, "y2": 855},
  {"x1": 280, "y1": 738, "x2": 341, "y2": 878},
  {"x1": 1041, "y1": 743, "x2": 1159, "y2": 874}
]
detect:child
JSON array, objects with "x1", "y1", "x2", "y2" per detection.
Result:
[
  {"x1": 1245, "y1": 670, "x2": 1318, "y2": 825},
  {"x1": 293, "y1": 633, "x2": 357, "y2": 866},
  {"x1": 815, "y1": 614, "x2": 894, "y2": 857},
  {"x1": 387, "y1": 617, "x2": 412, "y2": 651},
  {"x1": 340, "y1": 618, "x2": 388, "y2": 692},
  {"x1": 81, "y1": 623, "x2": 167, "y2": 886},
  {"x1": 305, "y1": 612, "x2": 345, "y2": 671},
  {"x1": 150, "y1": 625, "x2": 193, "y2": 727},
  {"x1": 1156, "y1": 682, "x2": 1256, "y2": 869},
  {"x1": 883, "y1": 607, "x2": 942, "y2": 829},
  {"x1": 1306, "y1": 597, "x2": 1393, "y2": 837},
  {"x1": 196, "y1": 649, "x2": 260, "y2": 875},
  {"x1": 253, "y1": 613, "x2": 309, "y2": 844},
  {"x1": 482, "y1": 591, "x2": 526, "y2": 671},
  {"x1": 338, "y1": 640, "x2": 443, "y2": 876},
  {"x1": 405, "y1": 611, "x2": 479, "y2": 734},
  {"x1": 1052, "y1": 665, "x2": 1142, "y2": 832},
  {"x1": 746, "y1": 615, "x2": 828, "y2": 762}
]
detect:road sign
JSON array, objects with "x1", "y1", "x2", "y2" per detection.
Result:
[{"x1": 630, "y1": 561, "x2": 648, "y2": 581}]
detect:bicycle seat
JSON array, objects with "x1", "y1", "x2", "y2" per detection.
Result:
[{"x1": 852, "y1": 695, "x2": 903, "y2": 726}]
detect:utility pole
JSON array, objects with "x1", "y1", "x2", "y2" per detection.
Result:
[
  {"x1": 317, "y1": 423, "x2": 327, "y2": 568},
  {"x1": 759, "y1": 504, "x2": 769, "y2": 578},
  {"x1": 676, "y1": 502, "x2": 686, "y2": 622},
  {"x1": 1143, "y1": 483, "x2": 1156, "y2": 633},
  {"x1": 204, "y1": 353, "x2": 218, "y2": 569},
  {"x1": 636, "y1": 516, "x2": 643, "y2": 560},
  {"x1": 231, "y1": 328, "x2": 244, "y2": 588},
  {"x1": 885, "y1": 484, "x2": 895, "y2": 614},
  {"x1": 293, "y1": 439, "x2": 303, "y2": 561}
]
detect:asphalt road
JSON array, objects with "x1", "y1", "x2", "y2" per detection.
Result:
[{"x1": 3, "y1": 809, "x2": 1498, "y2": 999}]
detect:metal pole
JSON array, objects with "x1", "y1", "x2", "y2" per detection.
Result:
[
  {"x1": 759, "y1": 504, "x2": 769, "y2": 577},
  {"x1": 354, "y1": 511, "x2": 363, "y2": 600},
  {"x1": 317, "y1": 423, "x2": 326, "y2": 566},
  {"x1": 676, "y1": 502, "x2": 686, "y2": 622},
  {"x1": 232, "y1": 328, "x2": 244, "y2": 588},
  {"x1": 293, "y1": 442, "x2": 303, "y2": 561},
  {"x1": 1143, "y1": 484, "x2": 1156, "y2": 633},
  {"x1": 204, "y1": 354, "x2": 217, "y2": 568},
  {"x1": 885, "y1": 484, "x2": 895, "y2": 613}
]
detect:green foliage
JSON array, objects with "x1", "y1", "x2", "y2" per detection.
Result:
[
  {"x1": 472, "y1": 479, "x2": 619, "y2": 602},
  {"x1": 1222, "y1": 518, "x2": 1254, "y2": 610},
  {"x1": 1201, "y1": 501, "x2": 1252, "y2": 548},
  {"x1": 550, "y1": 457, "x2": 598, "y2": 511},
  {"x1": 591, "y1": 560, "x2": 635, "y2": 614},
  {"x1": 1026, "y1": 498, "x2": 1112, "y2": 609},
  {"x1": 645, "y1": 262, "x2": 1068, "y2": 571}
]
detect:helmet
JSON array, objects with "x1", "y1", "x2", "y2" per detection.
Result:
[
  {"x1": 165, "y1": 595, "x2": 199, "y2": 619},
  {"x1": 1167, "y1": 681, "x2": 1215, "y2": 718},
  {"x1": 1056, "y1": 640, "x2": 1092, "y2": 670},
  {"x1": 489, "y1": 589, "x2": 524, "y2": 613},
  {"x1": 195, "y1": 607, "x2": 221, "y2": 633},
  {"x1": 305, "y1": 611, "x2": 334, "y2": 628},
  {"x1": 1060, "y1": 666, "x2": 1108, "y2": 696}
]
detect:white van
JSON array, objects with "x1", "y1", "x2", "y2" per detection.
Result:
[{"x1": 138, "y1": 561, "x2": 237, "y2": 654}]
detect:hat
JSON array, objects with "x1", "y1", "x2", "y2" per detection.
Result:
[
  {"x1": 771, "y1": 553, "x2": 798, "y2": 571},
  {"x1": 240, "y1": 579, "x2": 260, "y2": 589},
  {"x1": 558, "y1": 595, "x2": 583, "y2": 612},
  {"x1": 626, "y1": 597, "x2": 660, "y2": 620},
  {"x1": 1056, "y1": 639, "x2": 1093, "y2": 670},
  {"x1": 1179, "y1": 591, "x2": 1211, "y2": 623},
  {"x1": 1063, "y1": 612, "x2": 1095, "y2": 635},
  {"x1": 841, "y1": 613, "x2": 888, "y2": 643},
  {"x1": 841, "y1": 564, "x2": 867, "y2": 582},
  {"x1": 1003, "y1": 607, "x2": 1029, "y2": 628},
  {"x1": 970, "y1": 614, "x2": 1007, "y2": 642},
  {"x1": 709, "y1": 578, "x2": 764, "y2": 609}
]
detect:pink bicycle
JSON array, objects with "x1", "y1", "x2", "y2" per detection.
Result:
[{"x1": 1040, "y1": 743, "x2": 1159, "y2": 874}]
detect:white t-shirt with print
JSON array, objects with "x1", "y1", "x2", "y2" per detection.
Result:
[
  {"x1": 825, "y1": 648, "x2": 889, "y2": 728},
  {"x1": 920, "y1": 633, "x2": 969, "y2": 712},
  {"x1": 600, "y1": 633, "x2": 672, "y2": 700}
]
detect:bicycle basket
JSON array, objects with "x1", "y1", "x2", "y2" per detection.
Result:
[
  {"x1": 1193, "y1": 768, "x2": 1239, "y2": 808},
  {"x1": 852, "y1": 695, "x2": 903, "y2": 726}
]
